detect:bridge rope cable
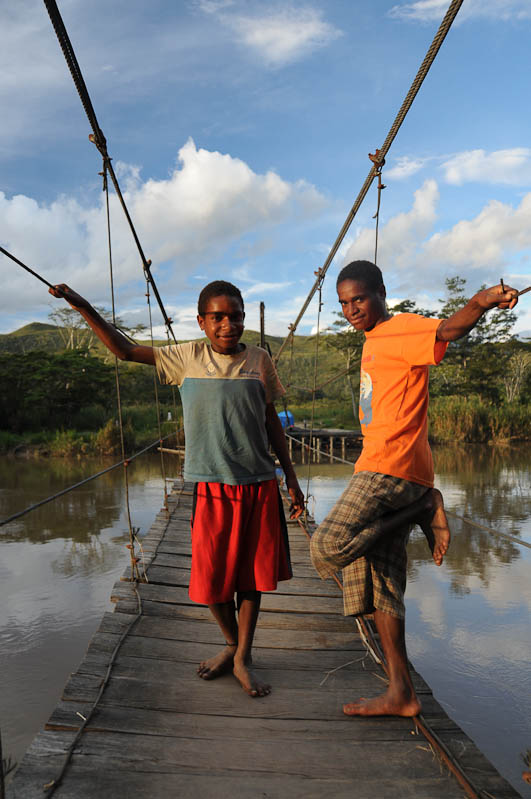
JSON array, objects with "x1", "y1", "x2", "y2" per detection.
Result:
[
  {"x1": 42, "y1": 0, "x2": 178, "y2": 344},
  {"x1": 0, "y1": 431, "x2": 180, "y2": 529},
  {"x1": 286, "y1": 434, "x2": 531, "y2": 549},
  {"x1": 41, "y1": 479, "x2": 189, "y2": 798},
  {"x1": 294, "y1": 512, "x2": 483, "y2": 799},
  {"x1": 295, "y1": 503, "x2": 488, "y2": 799},
  {"x1": 101, "y1": 160, "x2": 144, "y2": 581},
  {"x1": 303, "y1": 277, "x2": 325, "y2": 518},
  {"x1": 273, "y1": 0, "x2": 465, "y2": 366},
  {"x1": 145, "y1": 273, "x2": 169, "y2": 511}
]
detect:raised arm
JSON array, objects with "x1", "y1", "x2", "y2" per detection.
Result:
[
  {"x1": 265, "y1": 403, "x2": 305, "y2": 519},
  {"x1": 436, "y1": 283, "x2": 518, "y2": 342},
  {"x1": 49, "y1": 284, "x2": 155, "y2": 365}
]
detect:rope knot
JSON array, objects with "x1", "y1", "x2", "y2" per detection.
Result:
[{"x1": 369, "y1": 149, "x2": 385, "y2": 169}]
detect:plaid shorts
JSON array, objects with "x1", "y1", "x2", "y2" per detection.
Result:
[{"x1": 310, "y1": 471, "x2": 428, "y2": 619}]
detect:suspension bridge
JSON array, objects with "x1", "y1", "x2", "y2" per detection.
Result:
[{"x1": 1, "y1": 0, "x2": 528, "y2": 797}]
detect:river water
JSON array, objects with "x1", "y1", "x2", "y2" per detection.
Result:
[{"x1": 1, "y1": 446, "x2": 530, "y2": 795}]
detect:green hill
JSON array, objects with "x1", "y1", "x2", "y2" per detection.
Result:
[
  {"x1": 0, "y1": 323, "x2": 66, "y2": 354},
  {"x1": 0, "y1": 322, "x2": 353, "y2": 406}
]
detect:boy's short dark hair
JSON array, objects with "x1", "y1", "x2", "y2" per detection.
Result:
[
  {"x1": 197, "y1": 281, "x2": 244, "y2": 315},
  {"x1": 336, "y1": 260, "x2": 384, "y2": 292}
]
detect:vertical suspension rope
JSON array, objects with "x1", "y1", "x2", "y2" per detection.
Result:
[
  {"x1": 145, "y1": 278, "x2": 169, "y2": 511},
  {"x1": 102, "y1": 161, "x2": 143, "y2": 582},
  {"x1": 369, "y1": 151, "x2": 386, "y2": 267},
  {"x1": 166, "y1": 329, "x2": 184, "y2": 480},
  {"x1": 304, "y1": 274, "x2": 325, "y2": 519}
]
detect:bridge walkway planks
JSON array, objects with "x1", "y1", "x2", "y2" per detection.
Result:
[{"x1": 7, "y1": 482, "x2": 521, "y2": 799}]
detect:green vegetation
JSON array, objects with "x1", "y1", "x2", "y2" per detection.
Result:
[{"x1": 0, "y1": 276, "x2": 529, "y2": 455}]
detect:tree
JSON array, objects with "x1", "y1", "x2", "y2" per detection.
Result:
[
  {"x1": 503, "y1": 347, "x2": 531, "y2": 402},
  {"x1": 48, "y1": 305, "x2": 126, "y2": 352},
  {"x1": 432, "y1": 277, "x2": 518, "y2": 401},
  {"x1": 0, "y1": 350, "x2": 114, "y2": 432}
]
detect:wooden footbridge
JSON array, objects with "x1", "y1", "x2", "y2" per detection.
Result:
[{"x1": 7, "y1": 481, "x2": 521, "y2": 799}]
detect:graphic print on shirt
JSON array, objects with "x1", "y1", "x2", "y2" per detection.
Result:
[{"x1": 359, "y1": 367, "x2": 373, "y2": 428}]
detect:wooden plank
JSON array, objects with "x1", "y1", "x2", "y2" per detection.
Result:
[
  {"x1": 82, "y1": 629, "x2": 372, "y2": 672},
  {"x1": 46, "y1": 701, "x2": 424, "y2": 738},
  {"x1": 109, "y1": 599, "x2": 354, "y2": 631},
  {"x1": 144, "y1": 563, "x2": 341, "y2": 597},
  {"x1": 8, "y1": 760, "x2": 469, "y2": 799},
  {"x1": 110, "y1": 581, "x2": 344, "y2": 615},
  {"x1": 109, "y1": 613, "x2": 363, "y2": 651},
  {"x1": 59, "y1": 673, "x2": 447, "y2": 722},
  {"x1": 12, "y1": 728, "x2": 473, "y2": 786}
]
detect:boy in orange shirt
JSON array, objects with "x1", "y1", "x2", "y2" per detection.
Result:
[{"x1": 311, "y1": 260, "x2": 518, "y2": 717}]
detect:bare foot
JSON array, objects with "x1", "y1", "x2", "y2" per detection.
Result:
[
  {"x1": 197, "y1": 644, "x2": 236, "y2": 680},
  {"x1": 343, "y1": 689, "x2": 421, "y2": 718},
  {"x1": 233, "y1": 657, "x2": 271, "y2": 698},
  {"x1": 416, "y1": 488, "x2": 451, "y2": 566}
]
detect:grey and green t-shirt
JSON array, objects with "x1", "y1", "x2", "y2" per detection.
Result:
[{"x1": 154, "y1": 341, "x2": 285, "y2": 485}]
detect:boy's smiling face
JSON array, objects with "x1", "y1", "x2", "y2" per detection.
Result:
[
  {"x1": 337, "y1": 278, "x2": 388, "y2": 332},
  {"x1": 197, "y1": 294, "x2": 245, "y2": 355}
]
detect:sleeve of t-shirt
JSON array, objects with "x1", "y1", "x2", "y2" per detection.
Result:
[
  {"x1": 399, "y1": 315, "x2": 448, "y2": 366},
  {"x1": 153, "y1": 342, "x2": 191, "y2": 386},
  {"x1": 261, "y1": 351, "x2": 285, "y2": 404}
]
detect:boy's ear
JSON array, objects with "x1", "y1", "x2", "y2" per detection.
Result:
[{"x1": 197, "y1": 314, "x2": 205, "y2": 330}]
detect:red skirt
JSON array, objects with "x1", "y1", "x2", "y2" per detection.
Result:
[{"x1": 189, "y1": 479, "x2": 292, "y2": 604}]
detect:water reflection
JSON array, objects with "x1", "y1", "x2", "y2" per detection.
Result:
[
  {"x1": 0, "y1": 453, "x2": 178, "y2": 765},
  {"x1": 0, "y1": 456, "x2": 167, "y2": 545},
  {"x1": 0, "y1": 447, "x2": 529, "y2": 795}
]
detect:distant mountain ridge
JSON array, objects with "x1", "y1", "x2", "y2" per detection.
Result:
[{"x1": 0, "y1": 323, "x2": 300, "y2": 357}]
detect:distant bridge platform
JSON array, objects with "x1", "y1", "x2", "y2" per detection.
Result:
[{"x1": 285, "y1": 427, "x2": 362, "y2": 463}]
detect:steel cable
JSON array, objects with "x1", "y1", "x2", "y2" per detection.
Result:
[
  {"x1": 42, "y1": 0, "x2": 178, "y2": 343},
  {"x1": 273, "y1": 0, "x2": 465, "y2": 365}
]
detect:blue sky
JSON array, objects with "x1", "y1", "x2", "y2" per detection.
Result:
[{"x1": 2, "y1": 0, "x2": 531, "y2": 340}]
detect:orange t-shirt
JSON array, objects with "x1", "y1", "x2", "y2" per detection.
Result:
[{"x1": 354, "y1": 314, "x2": 447, "y2": 487}]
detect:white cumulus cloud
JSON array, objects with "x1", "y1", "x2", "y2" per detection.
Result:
[
  {"x1": 389, "y1": 0, "x2": 531, "y2": 23},
  {"x1": 424, "y1": 193, "x2": 531, "y2": 270},
  {"x1": 442, "y1": 148, "x2": 531, "y2": 186},
  {"x1": 386, "y1": 156, "x2": 430, "y2": 180},
  {"x1": 342, "y1": 179, "x2": 439, "y2": 270},
  {"x1": 201, "y1": 3, "x2": 342, "y2": 66},
  {"x1": 0, "y1": 139, "x2": 326, "y2": 330}
]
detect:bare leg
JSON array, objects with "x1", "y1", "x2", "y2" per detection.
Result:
[
  {"x1": 415, "y1": 488, "x2": 451, "y2": 566},
  {"x1": 197, "y1": 599, "x2": 238, "y2": 680},
  {"x1": 360, "y1": 489, "x2": 450, "y2": 566},
  {"x1": 343, "y1": 610, "x2": 421, "y2": 717},
  {"x1": 233, "y1": 590, "x2": 271, "y2": 697}
]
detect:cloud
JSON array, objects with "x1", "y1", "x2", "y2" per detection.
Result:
[
  {"x1": 338, "y1": 180, "x2": 531, "y2": 330},
  {"x1": 342, "y1": 179, "x2": 439, "y2": 270},
  {"x1": 242, "y1": 281, "x2": 293, "y2": 298},
  {"x1": 386, "y1": 156, "x2": 430, "y2": 180},
  {"x1": 0, "y1": 139, "x2": 326, "y2": 330},
  {"x1": 200, "y1": 3, "x2": 342, "y2": 66},
  {"x1": 441, "y1": 148, "x2": 531, "y2": 186},
  {"x1": 389, "y1": 0, "x2": 531, "y2": 23},
  {"x1": 423, "y1": 193, "x2": 531, "y2": 271}
]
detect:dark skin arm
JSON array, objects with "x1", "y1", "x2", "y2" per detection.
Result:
[
  {"x1": 49, "y1": 284, "x2": 155, "y2": 364},
  {"x1": 436, "y1": 283, "x2": 518, "y2": 342},
  {"x1": 265, "y1": 403, "x2": 305, "y2": 519}
]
